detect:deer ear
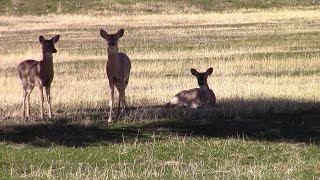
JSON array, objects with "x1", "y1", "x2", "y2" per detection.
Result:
[
  {"x1": 191, "y1": 68, "x2": 199, "y2": 76},
  {"x1": 206, "y1": 68, "x2": 213, "y2": 76},
  {"x1": 116, "y1": 29, "x2": 124, "y2": 38},
  {"x1": 100, "y1": 29, "x2": 109, "y2": 39},
  {"x1": 39, "y1": 35, "x2": 45, "y2": 44},
  {"x1": 51, "y1": 35, "x2": 60, "y2": 43}
]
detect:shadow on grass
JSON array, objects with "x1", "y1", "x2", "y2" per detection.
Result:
[
  {"x1": 0, "y1": 120, "x2": 146, "y2": 147},
  {"x1": 0, "y1": 98, "x2": 319, "y2": 147}
]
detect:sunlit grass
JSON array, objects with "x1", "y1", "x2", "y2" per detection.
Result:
[{"x1": 0, "y1": 10, "x2": 319, "y2": 118}]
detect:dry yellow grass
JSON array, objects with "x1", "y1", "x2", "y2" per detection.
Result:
[{"x1": 0, "y1": 9, "x2": 319, "y2": 120}]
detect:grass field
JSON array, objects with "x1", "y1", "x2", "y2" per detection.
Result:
[{"x1": 0, "y1": 2, "x2": 320, "y2": 179}]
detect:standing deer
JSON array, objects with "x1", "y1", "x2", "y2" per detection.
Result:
[
  {"x1": 167, "y1": 68, "x2": 216, "y2": 108},
  {"x1": 100, "y1": 28, "x2": 131, "y2": 123},
  {"x1": 17, "y1": 35, "x2": 60, "y2": 119}
]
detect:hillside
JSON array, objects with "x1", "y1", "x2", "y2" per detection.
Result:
[{"x1": 0, "y1": 0, "x2": 318, "y2": 15}]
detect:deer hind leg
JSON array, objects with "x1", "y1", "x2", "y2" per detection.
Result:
[
  {"x1": 38, "y1": 86, "x2": 44, "y2": 119},
  {"x1": 44, "y1": 86, "x2": 52, "y2": 118},
  {"x1": 22, "y1": 85, "x2": 34, "y2": 119},
  {"x1": 108, "y1": 83, "x2": 115, "y2": 123},
  {"x1": 26, "y1": 86, "x2": 34, "y2": 118},
  {"x1": 22, "y1": 86, "x2": 27, "y2": 119}
]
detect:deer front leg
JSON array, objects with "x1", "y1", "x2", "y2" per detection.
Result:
[
  {"x1": 39, "y1": 86, "x2": 44, "y2": 119},
  {"x1": 45, "y1": 86, "x2": 52, "y2": 118},
  {"x1": 117, "y1": 97, "x2": 121, "y2": 116},
  {"x1": 119, "y1": 89, "x2": 126, "y2": 115},
  {"x1": 121, "y1": 80, "x2": 129, "y2": 114},
  {"x1": 116, "y1": 84, "x2": 127, "y2": 117},
  {"x1": 108, "y1": 83, "x2": 115, "y2": 123}
]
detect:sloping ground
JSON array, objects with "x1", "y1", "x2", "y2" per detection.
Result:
[{"x1": 0, "y1": 0, "x2": 318, "y2": 15}]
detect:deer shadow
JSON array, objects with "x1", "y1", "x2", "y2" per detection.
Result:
[
  {"x1": 126, "y1": 98, "x2": 320, "y2": 144},
  {"x1": 0, "y1": 97, "x2": 319, "y2": 147}
]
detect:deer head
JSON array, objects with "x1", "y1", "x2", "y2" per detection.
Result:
[
  {"x1": 39, "y1": 35, "x2": 60, "y2": 54},
  {"x1": 100, "y1": 29, "x2": 124, "y2": 53},
  {"x1": 191, "y1": 67, "x2": 213, "y2": 88}
]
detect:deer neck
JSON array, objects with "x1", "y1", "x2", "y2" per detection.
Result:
[
  {"x1": 43, "y1": 52, "x2": 53, "y2": 60},
  {"x1": 198, "y1": 83, "x2": 211, "y2": 105},
  {"x1": 199, "y1": 83, "x2": 210, "y2": 94},
  {"x1": 107, "y1": 47, "x2": 120, "y2": 69},
  {"x1": 41, "y1": 51, "x2": 54, "y2": 70}
]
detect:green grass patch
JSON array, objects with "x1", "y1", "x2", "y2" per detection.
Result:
[{"x1": 0, "y1": 130, "x2": 319, "y2": 179}]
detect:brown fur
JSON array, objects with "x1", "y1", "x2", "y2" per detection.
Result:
[
  {"x1": 168, "y1": 68, "x2": 216, "y2": 108},
  {"x1": 17, "y1": 35, "x2": 60, "y2": 119},
  {"x1": 100, "y1": 29, "x2": 131, "y2": 122}
]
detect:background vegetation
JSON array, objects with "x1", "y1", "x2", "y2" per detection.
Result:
[
  {"x1": 0, "y1": 0, "x2": 319, "y2": 15},
  {"x1": 0, "y1": 0, "x2": 319, "y2": 179}
]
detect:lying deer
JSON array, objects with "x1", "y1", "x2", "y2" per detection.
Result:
[
  {"x1": 17, "y1": 35, "x2": 60, "y2": 119},
  {"x1": 100, "y1": 28, "x2": 131, "y2": 123},
  {"x1": 168, "y1": 68, "x2": 216, "y2": 108}
]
